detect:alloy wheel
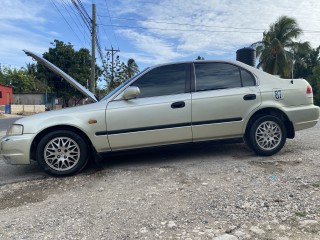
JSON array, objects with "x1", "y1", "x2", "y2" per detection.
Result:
[
  {"x1": 44, "y1": 137, "x2": 80, "y2": 171},
  {"x1": 255, "y1": 120, "x2": 282, "y2": 150}
]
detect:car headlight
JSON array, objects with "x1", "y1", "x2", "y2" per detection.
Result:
[{"x1": 6, "y1": 124, "x2": 24, "y2": 136}]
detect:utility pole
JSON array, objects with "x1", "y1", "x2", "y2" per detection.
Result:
[
  {"x1": 90, "y1": 3, "x2": 96, "y2": 94},
  {"x1": 105, "y1": 47, "x2": 120, "y2": 86}
]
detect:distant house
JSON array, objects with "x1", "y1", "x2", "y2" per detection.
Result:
[{"x1": 0, "y1": 84, "x2": 13, "y2": 105}]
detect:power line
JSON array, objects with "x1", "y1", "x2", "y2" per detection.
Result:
[
  {"x1": 98, "y1": 15, "x2": 320, "y2": 34},
  {"x1": 50, "y1": 0, "x2": 86, "y2": 46},
  {"x1": 61, "y1": 0, "x2": 91, "y2": 46},
  {"x1": 97, "y1": 15, "x2": 267, "y2": 31},
  {"x1": 71, "y1": 0, "x2": 91, "y2": 31},
  {"x1": 98, "y1": 23, "x2": 265, "y2": 34},
  {"x1": 69, "y1": 2, "x2": 104, "y2": 64},
  {"x1": 59, "y1": 0, "x2": 88, "y2": 47},
  {"x1": 67, "y1": 3, "x2": 90, "y2": 46},
  {"x1": 304, "y1": 31, "x2": 320, "y2": 33},
  {"x1": 103, "y1": 0, "x2": 119, "y2": 49},
  {"x1": 98, "y1": 15, "x2": 112, "y2": 46},
  {"x1": 96, "y1": 26, "x2": 105, "y2": 63},
  {"x1": 77, "y1": 0, "x2": 91, "y2": 21}
]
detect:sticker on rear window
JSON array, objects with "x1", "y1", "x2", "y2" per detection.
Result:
[{"x1": 273, "y1": 89, "x2": 283, "y2": 100}]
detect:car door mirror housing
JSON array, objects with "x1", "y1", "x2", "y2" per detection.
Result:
[{"x1": 122, "y1": 86, "x2": 140, "y2": 100}]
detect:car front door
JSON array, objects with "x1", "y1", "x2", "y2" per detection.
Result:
[
  {"x1": 191, "y1": 62, "x2": 261, "y2": 141},
  {"x1": 106, "y1": 63, "x2": 192, "y2": 150}
]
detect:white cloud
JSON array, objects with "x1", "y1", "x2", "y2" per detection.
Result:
[
  {"x1": 114, "y1": 0, "x2": 320, "y2": 64},
  {"x1": 0, "y1": 0, "x2": 54, "y2": 67},
  {"x1": 0, "y1": 0, "x2": 46, "y2": 22},
  {"x1": 46, "y1": 31, "x2": 61, "y2": 37},
  {"x1": 117, "y1": 29, "x2": 184, "y2": 64},
  {"x1": 1, "y1": 0, "x2": 320, "y2": 69}
]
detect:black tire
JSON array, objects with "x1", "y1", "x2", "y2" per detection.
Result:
[
  {"x1": 36, "y1": 130, "x2": 89, "y2": 176},
  {"x1": 247, "y1": 115, "x2": 286, "y2": 156}
]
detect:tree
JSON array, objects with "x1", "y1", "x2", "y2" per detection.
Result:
[
  {"x1": 122, "y1": 59, "x2": 139, "y2": 79},
  {"x1": 290, "y1": 41, "x2": 312, "y2": 78},
  {"x1": 252, "y1": 16, "x2": 303, "y2": 78},
  {"x1": 294, "y1": 46, "x2": 320, "y2": 79},
  {"x1": 22, "y1": 63, "x2": 47, "y2": 93},
  {"x1": 103, "y1": 53, "x2": 121, "y2": 91},
  {"x1": 0, "y1": 63, "x2": 47, "y2": 93},
  {"x1": 25, "y1": 63, "x2": 37, "y2": 76},
  {"x1": 104, "y1": 57, "x2": 139, "y2": 91},
  {"x1": 36, "y1": 40, "x2": 101, "y2": 107},
  {"x1": 0, "y1": 64, "x2": 6, "y2": 85},
  {"x1": 2, "y1": 67, "x2": 36, "y2": 93},
  {"x1": 196, "y1": 56, "x2": 204, "y2": 60},
  {"x1": 308, "y1": 63, "x2": 320, "y2": 106}
]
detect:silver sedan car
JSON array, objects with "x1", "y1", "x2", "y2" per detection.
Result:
[{"x1": 1, "y1": 50, "x2": 319, "y2": 176}]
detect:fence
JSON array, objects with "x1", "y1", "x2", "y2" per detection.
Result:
[{"x1": 10, "y1": 105, "x2": 46, "y2": 115}]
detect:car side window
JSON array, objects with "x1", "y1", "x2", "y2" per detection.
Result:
[
  {"x1": 194, "y1": 62, "x2": 241, "y2": 91},
  {"x1": 240, "y1": 68, "x2": 256, "y2": 87},
  {"x1": 132, "y1": 64, "x2": 187, "y2": 98}
]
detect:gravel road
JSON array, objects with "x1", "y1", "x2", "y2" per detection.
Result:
[{"x1": 0, "y1": 123, "x2": 320, "y2": 240}]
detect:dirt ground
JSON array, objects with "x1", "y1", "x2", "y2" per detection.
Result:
[{"x1": 0, "y1": 124, "x2": 320, "y2": 240}]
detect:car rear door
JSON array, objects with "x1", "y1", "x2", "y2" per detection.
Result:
[
  {"x1": 191, "y1": 62, "x2": 261, "y2": 141},
  {"x1": 106, "y1": 63, "x2": 192, "y2": 150}
]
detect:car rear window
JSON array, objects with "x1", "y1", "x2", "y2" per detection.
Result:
[
  {"x1": 240, "y1": 68, "x2": 256, "y2": 87},
  {"x1": 194, "y1": 62, "x2": 241, "y2": 91}
]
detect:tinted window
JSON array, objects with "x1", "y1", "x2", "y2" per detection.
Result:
[
  {"x1": 132, "y1": 64, "x2": 187, "y2": 98},
  {"x1": 194, "y1": 63, "x2": 241, "y2": 91},
  {"x1": 240, "y1": 68, "x2": 256, "y2": 87}
]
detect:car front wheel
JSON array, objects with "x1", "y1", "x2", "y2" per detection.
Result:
[
  {"x1": 36, "y1": 130, "x2": 89, "y2": 176},
  {"x1": 247, "y1": 115, "x2": 286, "y2": 156}
]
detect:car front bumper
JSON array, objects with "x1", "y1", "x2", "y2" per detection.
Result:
[{"x1": 0, "y1": 134, "x2": 35, "y2": 165}]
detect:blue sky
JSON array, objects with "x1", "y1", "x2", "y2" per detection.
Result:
[{"x1": 1, "y1": 0, "x2": 320, "y2": 73}]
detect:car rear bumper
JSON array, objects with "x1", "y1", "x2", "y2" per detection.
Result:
[
  {"x1": 284, "y1": 105, "x2": 320, "y2": 131},
  {"x1": 0, "y1": 134, "x2": 35, "y2": 165}
]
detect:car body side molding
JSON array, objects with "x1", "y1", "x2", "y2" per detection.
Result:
[
  {"x1": 192, "y1": 117, "x2": 242, "y2": 126},
  {"x1": 95, "y1": 117, "x2": 242, "y2": 136}
]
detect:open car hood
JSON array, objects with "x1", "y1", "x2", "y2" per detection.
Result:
[{"x1": 23, "y1": 49, "x2": 98, "y2": 102}]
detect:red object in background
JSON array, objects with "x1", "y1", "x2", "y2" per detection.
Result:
[{"x1": 0, "y1": 85, "x2": 13, "y2": 105}]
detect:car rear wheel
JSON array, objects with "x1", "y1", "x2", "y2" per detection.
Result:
[
  {"x1": 36, "y1": 130, "x2": 89, "y2": 176},
  {"x1": 247, "y1": 115, "x2": 286, "y2": 156}
]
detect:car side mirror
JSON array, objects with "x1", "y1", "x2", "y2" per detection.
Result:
[{"x1": 122, "y1": 86, "x2": 140, "y2": 100}]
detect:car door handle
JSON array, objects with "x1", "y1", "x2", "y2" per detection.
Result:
[
  {"x1": 171, "y1": 101, "x2": 185, "y2": 109},
  {"x1": 243, "y1": 94, "x2": 256, "y2": 100}
]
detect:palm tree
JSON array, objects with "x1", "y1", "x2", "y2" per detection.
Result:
[
  {"x1": 291, "y1": 41, "x2": 312, "y2": 78},
  {"x1": 303, "y1": 46, "x2": 320, "y2": 78},
  {"x1": 107, "y1": 59, "x2": 139, "y2": 91},
  {"x1": 24, "y1": 63, "x2": 37, "y2": 76},
  {"x1": 124, "y1": 58, "x2": 139, "y2": 78},
  {"x1": 252, "y1": 16, "x2": 303, "y2": 78}
]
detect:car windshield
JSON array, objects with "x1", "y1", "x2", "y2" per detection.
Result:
[{"x1": 100, "y1": 69, "x2": 148, "y2": 101}]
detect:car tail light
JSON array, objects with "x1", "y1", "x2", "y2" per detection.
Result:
[{"x1": 306, "y1": 85, "x2": 313, "y2": 97}]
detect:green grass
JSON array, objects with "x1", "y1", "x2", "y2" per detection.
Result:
[{"x1": 295, "y1": 211, "x2": 307, "y2": 217}]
